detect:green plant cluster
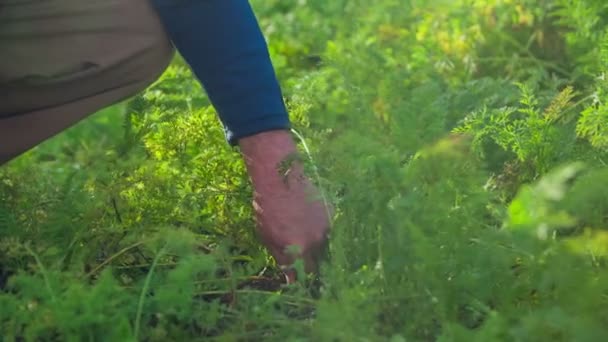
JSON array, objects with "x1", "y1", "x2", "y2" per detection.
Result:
[{"x1": 2, "y1": 0, "x2": 608, "y2": 340}]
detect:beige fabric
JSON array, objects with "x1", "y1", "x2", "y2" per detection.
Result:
[{"x1": 0, "y1": 0, "x2": 175, "y2": 164}]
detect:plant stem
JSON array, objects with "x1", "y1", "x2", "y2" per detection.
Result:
[
  {"x1": 134, "y1": 244, "x2": 166, "y2": 340},
  {"x1": 24, "y1": 244, "x2": 57, "y2": 303},
  {"x1": 83, "y1": 241, "x2": 144, "y2": 279},
  {"x1": 291, "y1": 128, "x2": 332, "y2": 222}
]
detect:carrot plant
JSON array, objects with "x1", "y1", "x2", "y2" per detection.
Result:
[{"x1": 2, "y1": 0, "x2": 608, "y2": 340}]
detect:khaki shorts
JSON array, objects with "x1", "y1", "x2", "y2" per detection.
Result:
[{"x1": 0, "y1": 0, "x2": 175, "y2": 164}]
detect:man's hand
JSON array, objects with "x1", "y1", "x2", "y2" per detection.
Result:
[{"x1": 239, "y1": 130, "x2": 330, "y2": 282}]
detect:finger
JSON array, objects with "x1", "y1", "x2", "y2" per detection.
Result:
[
  {"x1": 303, "y1": 238, "x2": 329, "y2": 275},
  {"x1": 266, "y1": 243, "x2": 299, "y2": 283},
  {"x1": 281, "y1": 266, "x2": 297, "y2": 284}
]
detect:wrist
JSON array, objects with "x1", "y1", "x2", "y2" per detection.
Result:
[{"x1": 238, "y1": 129, "x2": 304, "y2": 190}]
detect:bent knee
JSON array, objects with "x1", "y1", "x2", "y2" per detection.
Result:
[
  {"x1": 0, "y1": 0, "x2": 176, "y2": 164},
  {"x1": 0, "y1": 0, "x2": 175, "y2": 116}
]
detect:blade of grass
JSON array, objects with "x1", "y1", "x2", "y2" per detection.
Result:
[{"x1": 134, "y1": 244, "x2": 166, "y2": 340}]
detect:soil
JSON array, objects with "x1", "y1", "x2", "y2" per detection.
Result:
[{"x1": 0, "y1": 264, "x2": 11, "y2": 290}]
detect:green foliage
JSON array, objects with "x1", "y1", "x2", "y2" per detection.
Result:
[
  {"x1": 455, "y1": 83, "x2": 579, "y2": 183},
  {"x1": 576, "y1": 33, "x2": 608, "y2": 149},
  {"x1": 3, "y1": 0, "x2": 608, "y2": 340}
]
